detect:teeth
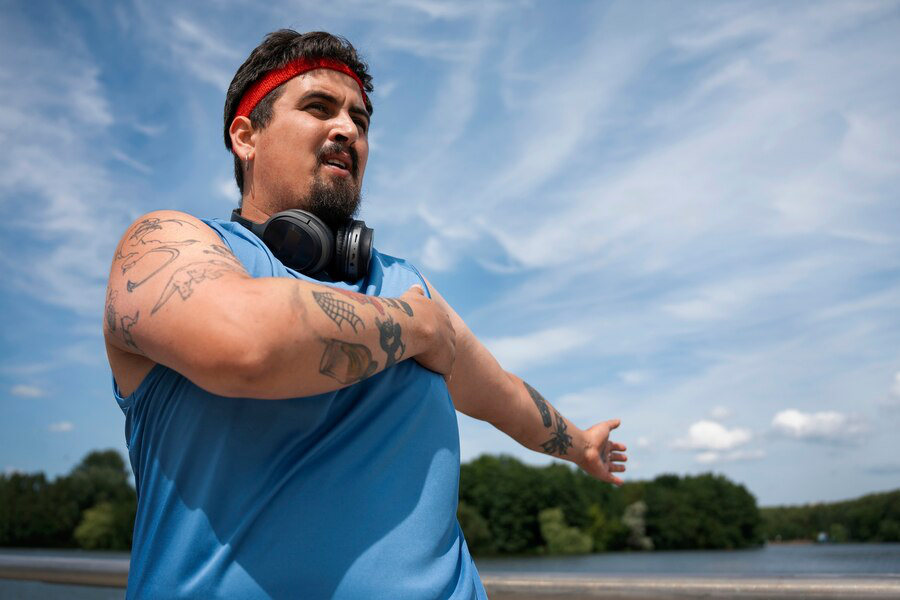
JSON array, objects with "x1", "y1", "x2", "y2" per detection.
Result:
[{"x1": 327, "y1": 160, "x2": 347, "y2": 169}]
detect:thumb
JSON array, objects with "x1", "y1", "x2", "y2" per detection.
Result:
[{"x1": 607, "y1": 419, "x2": 621, "y2": 431}]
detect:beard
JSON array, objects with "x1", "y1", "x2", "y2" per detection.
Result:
[
  {"x1": 302, "y1": 142, "x2": 362, "y2": 230},
  {"x1": 305, "y1": 171, "x2": 361, "y2": 231}
]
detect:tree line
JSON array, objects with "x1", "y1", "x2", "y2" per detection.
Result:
[
  {"x1": 2, "y1": 450, "x2": 896, "y2": 554},
  {"x1": 761, "y1": 489, "x2": 900, "y2": 543},
  {"x1": 0, "y1": 450, "x2": 135, "y2": 550}
]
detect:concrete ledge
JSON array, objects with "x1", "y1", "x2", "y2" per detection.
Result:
[
  {"x1": 482, "y1": 575, "x2": 900, "y2": 599},
  {"x1": 0, "y1": 554, "x2": 129, "y2": 588},
  {"x1": 2, "y1": 555, "x2": 899, "y2": 598}
]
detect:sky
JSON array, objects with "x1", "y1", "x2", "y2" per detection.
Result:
[{"x1": 1, "y1": 0, "x2": 898, "y2": 507}]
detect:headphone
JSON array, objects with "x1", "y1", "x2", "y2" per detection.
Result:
[{"x1": 231, "y1": 209, "x2": 374, "y2": 282}]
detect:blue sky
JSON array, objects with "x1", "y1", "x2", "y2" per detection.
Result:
[{"x1": 1, "y1": 0, "x2": 899, "y2": 506}]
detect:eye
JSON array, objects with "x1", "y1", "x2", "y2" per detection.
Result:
[
  {"x1": 306, "y1": 102, "x2": 329, "y2": 114},
  {"x1": 354, "y1": 118, "x2": 369, "y2": 133}
]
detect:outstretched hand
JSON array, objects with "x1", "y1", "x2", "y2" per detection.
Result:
[{"x1": 577, "y1": 419, "x2": 627, "y2": 486}]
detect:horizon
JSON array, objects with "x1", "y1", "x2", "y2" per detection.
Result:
[{"x1": 1, "y1": 0, "x2": 899, "y2": 507}]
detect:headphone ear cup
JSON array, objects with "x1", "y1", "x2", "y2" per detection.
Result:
[
  {"x1": 339, "y1": 220, "x2": 373, "y2": 282},
  {"x1": 262, "y1": 211, "x2": 334, "y2": 275}
]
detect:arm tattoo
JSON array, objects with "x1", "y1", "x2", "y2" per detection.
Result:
[
  {"x1": 524, "y1": 381, "x2": 552, "y2": 428},
  {"x1": 332, "y1": 288, "x2": 385, "y2": 315},
  {"x1": 541, "y1": 410, "x2": 574, "y2": 456},
  {"x1": 382, "y1": 298, "x2": 414, "y2": 316},
  {"x1": 312, "y1": 291, "x2": 365, "y2": 333},
  {"x1": 151, "y1": 259, "x2": 244, "y2": 314},
  {"x1": 376, "y1": 315, "x2": 405, "y2": 368},
  {"x1": 319, "y1": 339, "x2": 378, "y2": 384},
  {"x1": 105, "y1": 289, "x2": 118, "y2": 332},
  {"x1": 120, "y1": 311, "x2": 141, "y2": 351}
]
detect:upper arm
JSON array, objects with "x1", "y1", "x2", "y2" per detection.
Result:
[
  {"x1": 420, "y1": 276, "x2": 518, "y2": 423},
  {"x1": 104, "y1": 211, "x2": 253, "y2": 377}
]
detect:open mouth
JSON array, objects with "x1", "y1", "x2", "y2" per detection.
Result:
[{"x1": 318, "y1": 145, "x2": 357, "y2": 178}]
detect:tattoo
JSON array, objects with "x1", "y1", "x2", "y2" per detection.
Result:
[
  {"x1": 383, "y1": 298, "x2": 414, "y2": 317},
  {"x1": 376, "y1": 314, "x2": 405, "y2": 368},
  {"x1": 524, "y1": 381, "x2": 552, "y2": 428},
  {"x1": 105, "y1": 289, "x2": 118, "y2": 332},
  {"x1": 124, "y1": 245, "x2": 187, "y2": 291},
  {"x1": 319, "y1": 339, "x2": 378, "y2": 384},
  {"x1": 204, "y1": 244, "x2": 243, "y2": 264},
  {"x1": 120, "y1": 311, "x2": 141, "y2": 351},
  {"x1": 312, "y1": 291, "x2": 365, "y2": 333},
  {"x1": 332, "y1": 288, "x2": 386, "y2": 315},
  {"x1": 541, "y1": 410, "x2": 574, "y2": 456},
  {"x1": 152, "y1": 259, "x2": 244, "y2": 314}
]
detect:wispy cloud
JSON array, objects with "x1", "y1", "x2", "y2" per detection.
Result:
[
  {"x1": 10, "y1": 384, "x2": 45, "y2": 398},
  {"x1": 483, "y1": 326, "x2": 593, "y2": 373},
  {"x1": 48, "y1": 421, "x2": 74, "y2": 433}
]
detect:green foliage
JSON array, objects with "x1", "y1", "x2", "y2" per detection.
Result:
[
  {"x1": 457, "y1": 501, "x2": 494, "y2": 555},
  {"x1": 74, "y1": 502, "x2": 135, "y2": 550},
  {"x1": 0, "y1": 449, "x2": 136, "y2": 549},
  {"x1": 643, "y1": 473, "x2": 762, "y2": 550},
  {"x1": 761, "y1": 489, "x2": 900, "y2": 543},
  {"x1": 538, "y1": 508, "x2": 592, "y2": 554},
  {"x1": 458, "y1": 455, "x2": 764, "y2": 556}
]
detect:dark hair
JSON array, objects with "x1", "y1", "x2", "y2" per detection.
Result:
[{"x1": 224, "y1": 30, "x2": 374, "y2": 194}]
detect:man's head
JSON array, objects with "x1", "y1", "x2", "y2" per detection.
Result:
[{"x1": 224, "y1": 30, "x2": 373, "y2": 228}]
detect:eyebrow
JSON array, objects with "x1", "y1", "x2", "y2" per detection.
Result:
[{"x1": 298, "y1": 91, "x2": 370, "y2": 123}]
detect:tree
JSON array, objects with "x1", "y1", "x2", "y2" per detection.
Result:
[{"x1": 538, "y1": 508, "x2": 592, "y2": 555}]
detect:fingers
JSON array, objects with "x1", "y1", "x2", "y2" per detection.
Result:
[
  {"x1": 606, "y1": 418, "x2": 621, "y2": 430},
  {"x1": 611, "y1": 442, "x2": 627, "y2": 452},
  {"x1": 610, "y1": 463, "x2": 626, "y2": 473},
  {"x1": 610, "y1": 452, "x2": 627, "y2": 462}
]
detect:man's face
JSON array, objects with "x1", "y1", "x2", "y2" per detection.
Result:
[{"x1": 250, "y1": 69, "x2": 370, "y2": 227}]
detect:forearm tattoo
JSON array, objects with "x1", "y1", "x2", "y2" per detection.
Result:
[
  {"x1": 319, "y1": 339, "x2": 378, "y2": 384},
  {"x1": 525, "y1": 381, "x2": 552, "y2": 427},
  {"x1": 376, "y1": 315, "x2": 405, "y2": 368},
  {"x1": 312, "y1": 291, "x2": 365, "y2": 332},
  {"x1": 541, "y1": 409, "x2": 574, "y2": 456},
  {"x1": 524, "y1": 381, "x2": 574, "y2": 456}
]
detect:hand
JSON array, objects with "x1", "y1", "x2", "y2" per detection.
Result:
[
  {"x1": 577, "y1": 419, "x2": 628, "y2": 486},
  {"x1": 401, "y1": 285, "x2": 456, "y2": 382}
]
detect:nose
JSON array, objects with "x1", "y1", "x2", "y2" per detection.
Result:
[{"x1": 328, "y1": 110, "x2": 358, "y2": 145}]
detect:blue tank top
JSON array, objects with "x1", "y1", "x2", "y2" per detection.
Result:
[{"x1": 114, "y1": 218, "x2": 486, "y2": 599}]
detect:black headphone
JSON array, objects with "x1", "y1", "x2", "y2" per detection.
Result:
[{"x1": 231, "y1": 209, "x2": 373, "y2": 282}]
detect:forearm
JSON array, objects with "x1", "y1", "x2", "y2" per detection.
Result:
[
  {"x1": 492, "y1": 373, "x2": 586, "y2": 463},
  {"x1": 171, "y1": 277, "x2": 425, "y2": 399}
]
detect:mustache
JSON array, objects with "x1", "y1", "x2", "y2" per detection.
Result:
[{"x1": 316, "y1": 143, "x2": 359, "y2": 178}]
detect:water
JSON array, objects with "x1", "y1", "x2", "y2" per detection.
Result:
[
  {"x1": 1, "y1": 544, "x2": 898, "y2": 597},
  {"x1": 476, "y1": 543, "x2": 900, "y2": 579}
]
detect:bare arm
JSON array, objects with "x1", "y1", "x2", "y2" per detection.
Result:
[
  {"x1": 104, "y1": 211, "x2": 455, "y2": 399},
  {"x1": 423, "y1": 277, "x2": 627, "y2": 485}
]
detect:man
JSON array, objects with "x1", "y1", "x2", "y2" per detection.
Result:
[{"x1": 104, "y1": 30, "x2": 627, "y2": 599}]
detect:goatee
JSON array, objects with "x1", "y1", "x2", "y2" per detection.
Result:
[{"x1": 306, "y1": 144, "x2": 361, "y2": 229}]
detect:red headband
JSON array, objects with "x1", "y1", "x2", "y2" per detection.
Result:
[{"x1": 234, "y1": 57, "x2": 369, "y2": 120}]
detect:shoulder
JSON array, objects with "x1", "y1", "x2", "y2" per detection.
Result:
[{"x1": 119, "y1": 210, "x2": 217, "y2": 242}]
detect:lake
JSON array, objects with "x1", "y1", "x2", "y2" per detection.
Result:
[{"x1": 1, "y1": 543, "x2": 898, "y2": 598}]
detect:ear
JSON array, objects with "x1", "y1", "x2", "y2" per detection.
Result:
[{"x1": 229, "y1": 116, "x2": 256, "y2": 160}]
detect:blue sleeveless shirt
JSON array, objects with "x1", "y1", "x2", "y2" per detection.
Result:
[{"x1": 115, "y1": 219, "x2": 486, "y2": 599}]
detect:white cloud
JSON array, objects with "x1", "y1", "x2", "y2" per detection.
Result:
[
  {"x1": 772, "y1": 409, "x2": 863, "y2": 442},
  {"x1": 620, "y1": 370, "x2": 649, "y2": 385},
  {"x1": 675, "y1": 420, "x2": 752, "y2": 451},
  {"x1": 892, "y1": 373, "x2": 900, "y2": 398},
  {"x1": 483, "y1": 326, "x2": 593, "y2": 373},
  {"x1": 216, "y1": 177, "x2": 239, "y2": 203},
  {"x1": 710, "y1": 406, "x2": 731, "y2": 420},
  {"x1": 48, "y1": 421, "x2": 74, "y2": 433},
  {"x1": 696, "y1": 449, "x2": 765, "y2": 465},
  {"x1": 11, "y1": 384, "x2": 44, "y2": 398},
  {"x1": 111, "y1": 149, "x2": 152, "y2": 175},
  {"x1": 635, "y1": 436, "x2": 652, "y2": 449}
]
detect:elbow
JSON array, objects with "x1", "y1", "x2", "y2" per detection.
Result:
[{"x1": 183, "y1": 331, "x2": 275, "y2": 398}]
